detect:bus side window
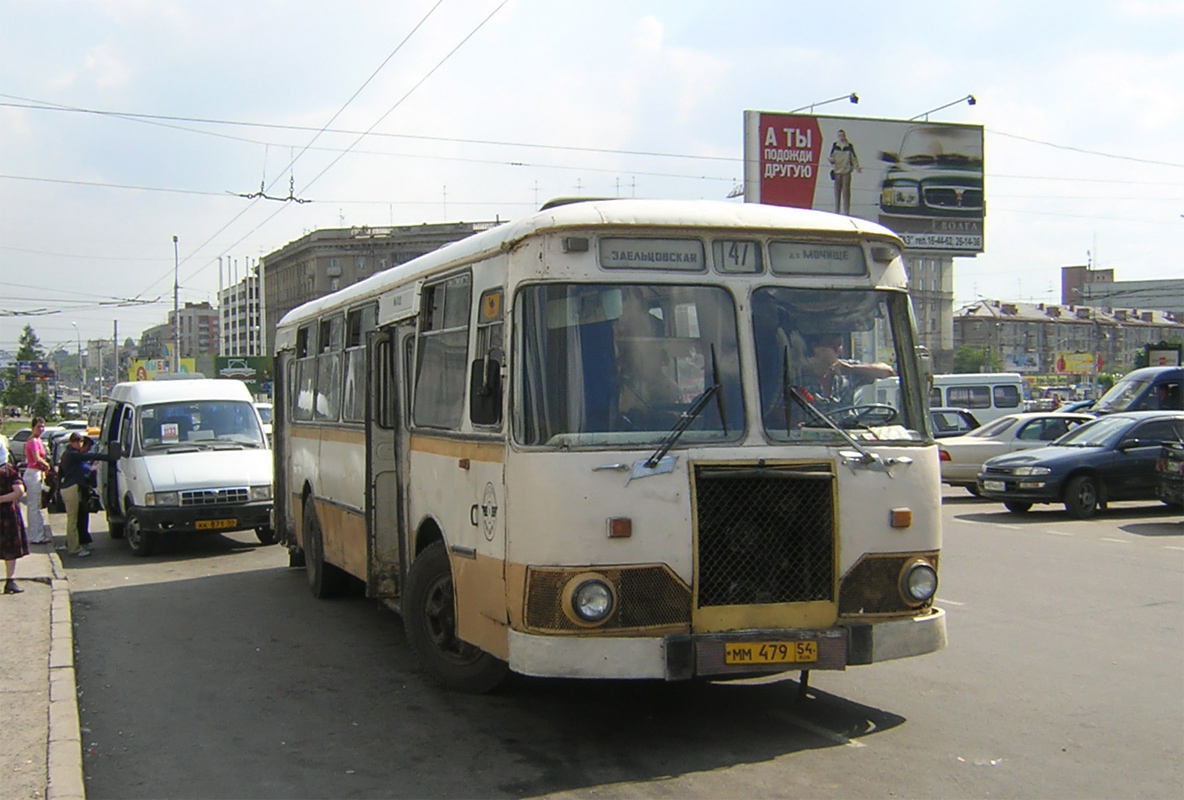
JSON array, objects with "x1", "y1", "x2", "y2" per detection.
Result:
[
  {"x1": 471, "y1": 288, "x2": 504, "y2": 427},
  {"x1": 414, "y1": 274, "x2": 472, "y2": 430}
]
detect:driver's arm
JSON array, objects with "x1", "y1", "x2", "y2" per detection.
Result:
[{"x1": 834, "y1": 360, "x2": 896, "y2": 381}]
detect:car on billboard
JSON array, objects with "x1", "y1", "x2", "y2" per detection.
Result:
[
  {"x1": 218, "y1": 358, "x2": 257, "y2": 380},
  {"x1": 877, "y1": 125, "x2": 983, "y2": 229}
]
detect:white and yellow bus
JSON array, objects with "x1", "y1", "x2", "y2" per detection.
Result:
[{"x1": 273, "y1": 199, "x2": 946, "y2": 692}]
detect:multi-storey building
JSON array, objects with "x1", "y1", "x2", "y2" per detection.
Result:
[
  {"x1": 953, "y1": 299, "x2": 1183, "y2": 379},
  {"x1": 138, "y1": 302, "x2": 220, "y2": 361},
  {"x1": 219, "y1": 271, "x2": 262, "y2": 357},
  {"x1": 907, "y1": 254, "x2": 955, "y2": 373}
]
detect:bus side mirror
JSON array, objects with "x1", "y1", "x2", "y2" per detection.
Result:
[{"x1": 470, "y1": 353, "x2": 502, "y2": 426}]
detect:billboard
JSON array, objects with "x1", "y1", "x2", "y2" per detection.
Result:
[
  {"x1": 743, "y1": 111, "x2": 985, "y2": 254},
  {"x1": 214, "y1": 356, "x2": 274, "y2": 396},
  {"x1": 129, "y1": 358, "x2": 197, "y2": 381},
  {"x1": 17, "y1": 361, "x2": 56, "y2": 382}
]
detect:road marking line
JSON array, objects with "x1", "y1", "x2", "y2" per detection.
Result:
[
  {"x1": 1046, "y1": 530, "x2": 1074, "y2": 537},
  {"x1": 937, "y1": 598, "x2": 965, "y2": 606},
  {"x1": 766, "y1": 710, "x2": 867, "y2": 749},
  {"x1": 1100, "y1": 537, "x2": 1130, "y2": 544},
  {"x1": 1164, "y1": 546, "x2": 1184, "y2": 552}
]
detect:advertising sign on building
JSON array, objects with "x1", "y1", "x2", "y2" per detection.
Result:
[
  {"x1": 743, "y1": 111, "x2": 985, "y2": 254},
  {"x1": 214, "y1": 356, "x2": 274, "y2": 396},
  {"x1": 129, "y1": 358, "x2": 197, "y2": 381},
  {"x1": 1055, "y1": 352, "x2": 1102, "y2": 374}
]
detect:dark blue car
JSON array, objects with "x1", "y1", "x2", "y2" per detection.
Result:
[{"x1": 977, "y1": 411, "x2": 1184, "y2": 518}]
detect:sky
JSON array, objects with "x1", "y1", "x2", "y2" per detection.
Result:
[{"x1": 2, "y1": 0, "x2": 1183, "y2": 355}]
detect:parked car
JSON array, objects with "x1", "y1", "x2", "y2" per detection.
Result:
[
  {"x1": 57, "y1": 419, "x2": 89, "y2": 431},
  {"x1": 940, "y1": 412, "x2": 1094, "y2": 494},
  {"x1": 930, "y1": 407, "x2": 981, "y2": 439},
  {"x1": 254, "y1": 402, "x2": 273, "y2": 447},
  {"x1": 1061, "y1": 399, "x2": 1096, "y2": 413},
  {"x1": 977, "y1": 411, "x2": 1184, "y2": 518},
  {"x1": 1093, "y1": 367, "x2": 1183, "y2": 415},
  {"x1": 1156, "y1": 441, "x2": 1184, "y2": 509},
  {"x1": 9, "y1": 425, "x2": 66, "y2": 449}
]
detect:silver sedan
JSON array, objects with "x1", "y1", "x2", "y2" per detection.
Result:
[{"x1": 940, "y1": 412, "x2": 1094, "y2": 494}]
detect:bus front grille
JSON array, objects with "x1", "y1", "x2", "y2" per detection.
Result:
[{"x1": 693, "y1": 465, "x2": 834, "y2": 607}]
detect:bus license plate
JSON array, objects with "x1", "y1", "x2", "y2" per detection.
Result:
[
  {"x1": 196, "y1": 519, "x2": 237, "y2": 530},
  {"x1": 983, "y1": 480, "x2": 1005, "y2": 492},
  {"x1": 724, "y1": 641, "x2": 818, "y2": 665}
]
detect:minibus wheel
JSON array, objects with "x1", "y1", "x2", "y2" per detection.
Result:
[
  {"x1": 125, "y1": 516, "x2": 157, "y2": 557},
  {"x1": 404, "y1": 541, "x2": 508, "y2": 693},
  {"x1": 303, "y1": 500, "x2": 348, "y2": 598},
  {"x1": 255, "y1": 526, "x2": 277, "y2": 545}
]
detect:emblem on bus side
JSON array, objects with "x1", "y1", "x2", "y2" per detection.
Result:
[{"x1": 482, "y1": 482, "x2": 499, "y2": 541}]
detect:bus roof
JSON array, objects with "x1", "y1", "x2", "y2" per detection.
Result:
[{"x1": 274, "y1": 199, "x2": 903, "y2": 343}]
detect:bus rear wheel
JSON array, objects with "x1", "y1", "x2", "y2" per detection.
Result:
[
  {"x1": 404, "y1": 541, "x2": 508, "y2": 693},
  {"x1": 303, "y1": 500, "x2": 348, "y2": 598}
]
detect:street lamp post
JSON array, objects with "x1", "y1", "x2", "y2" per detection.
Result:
[
  {"x1": 71, "y1": 321, "x2": 84, "y2": 404},
  {"x1": 173, "y1": 235, "x2": 180, "y2": 373}
]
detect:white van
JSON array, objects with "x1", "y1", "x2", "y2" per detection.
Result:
[
  {"x1": 96, "y1": 378, "x2": 274, "y2": 556},
  {"x1": 928, "y1": 372, "x2": 1023, "y2": 424},
  {"x1": 857, "y1": 372, "x2": 1024, "y2": 428}
]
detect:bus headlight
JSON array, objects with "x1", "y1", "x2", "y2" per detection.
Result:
[
  {"x1": 144, "y1": 491, "x2": 179, "y2": 507},
  {"x1": 899, "y1": 558, "x2": 938, "y2": 605},
  {"x1": 567, "y1": 576, "x2": 616, "y2": 624}
]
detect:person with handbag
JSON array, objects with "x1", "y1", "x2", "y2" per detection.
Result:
[
  {"x1": 58, "y1": 434, "x2": 118, "y2": 557},
  {"x1": 22, "y1": 417, "x2": 54, "y2": 545},
  {"x1": 1, "y1": 458, "x2": 29, "y2": 594}
]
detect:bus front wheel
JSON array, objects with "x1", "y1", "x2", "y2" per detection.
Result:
[
  {"x1": 404, "y1": 541, "x2": 508, "y2": 694},
  {"x1": 303, "y1": 501, "x2": 348, "y2": 599}
]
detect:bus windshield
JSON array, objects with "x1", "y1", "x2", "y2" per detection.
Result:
[
  {"x1": 753, "y1": 287, "x2": 921, "y2": 442},
  {"x1": 516, "y1": 283, "x2": 744, "y2": 447}
]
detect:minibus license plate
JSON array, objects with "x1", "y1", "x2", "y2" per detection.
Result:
[
  {"x1": 196, "y1": 519, "x2": 237, "y2": 530},
  {"x1": 724, "y1": 641, "x2": 817, "y2": 665},
  {"x1": 983, "y1": 480, "x2": 1005, "y2": 492}
]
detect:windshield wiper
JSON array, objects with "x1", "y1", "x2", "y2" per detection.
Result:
[{"x1": 645, "y1": 345, "x2": 725, "y2": 469}]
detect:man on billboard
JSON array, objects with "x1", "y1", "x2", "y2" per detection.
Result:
[{"x1": 828, "y1": 129, "x2": 861, "y2": 215}]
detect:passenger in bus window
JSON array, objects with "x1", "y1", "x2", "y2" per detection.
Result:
[{"x1": 798, "y1": 331, "x2": 895, "y2": 408}]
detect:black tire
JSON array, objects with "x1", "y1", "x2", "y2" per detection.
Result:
[
  {"x1": 106, "y1": 512, "x2": 125, "y2": 539},
  {"x1": 1004, "y1": 501, "x2": 1032, "y2": 514},
  {"x1": 1064, "y1": 475, "x2": 1100, "y2": 519},
  {"x1": 403, "y1": 541, "x2": 508, "y2": 693},
  {"x1": 303, "y1": 500, "x2": 348, "y2": 598},
  {"x1": 288, "y1": 548, "x2": 306, "y2": 568},
  {"x1": 255, "y1": 526, "x2": 277, "y2": 545},
  {"x1": 965, "y1": 485, "x2": 981, "y2": 497},
  {"x1": 125, "y1": 515, "x2": 157, "y2": 557}
]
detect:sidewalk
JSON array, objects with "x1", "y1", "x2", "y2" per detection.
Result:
[{"x1": 1, "y1": 542, "x2": 85, "y2": 800}]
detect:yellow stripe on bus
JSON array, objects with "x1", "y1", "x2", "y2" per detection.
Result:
[{"x1": 409, "y1": 435, "x2": 505, "y2": 463}]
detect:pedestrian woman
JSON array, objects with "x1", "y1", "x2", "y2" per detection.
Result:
[
  {"x1": 58, "y1": 433, "x2": 118, "y2": 557},
  {"x1": 1, "y1": 456, "x2": 28, "y2": 593},
  {"x1": 23, "y1": 417, "x2": 54, "y2": 545}
]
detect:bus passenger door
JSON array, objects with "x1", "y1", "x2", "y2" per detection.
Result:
[{"x1": 366, "y1": 328, "x2": 405, "y2": 599}]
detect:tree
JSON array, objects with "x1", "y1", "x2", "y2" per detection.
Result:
[
  {"x1": 953, "y1": 345, "x2": 1000, "y2": 373},
  {"x1": 1, "y1": 324, "x2": 47, "y2": 410}
]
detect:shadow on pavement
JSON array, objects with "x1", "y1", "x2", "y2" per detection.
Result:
[{"x1": 73, "y1": 555, "x2": 906, "y2": 799}]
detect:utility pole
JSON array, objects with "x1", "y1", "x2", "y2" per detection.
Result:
[{"x1": 173, "y1": 235, "x2": 180, "y2": 373}]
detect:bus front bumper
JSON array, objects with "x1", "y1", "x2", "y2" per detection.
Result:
[{"x1": 506, "y1": 607, "x2": 947, "y2": 680}]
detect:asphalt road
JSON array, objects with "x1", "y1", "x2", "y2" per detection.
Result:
[{"x1": 66, "y1": 491, "x2": 1183, "y2": 799}]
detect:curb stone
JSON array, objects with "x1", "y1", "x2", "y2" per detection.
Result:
[{"x1": 46, "y1": 552, "x2": 85, "y2": 800}]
